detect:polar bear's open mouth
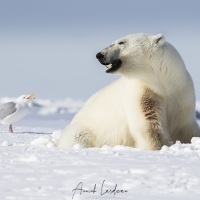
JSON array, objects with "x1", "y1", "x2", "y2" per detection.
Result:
[{"x1": 105, "y1": 59, "x2": 122, "y2": 73}]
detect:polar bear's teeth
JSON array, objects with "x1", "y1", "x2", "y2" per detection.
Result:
[{"x1": 106, "y1": 64, "x2": 112, "y2": 69}]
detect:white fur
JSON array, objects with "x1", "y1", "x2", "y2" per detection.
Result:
[{"x1": 57, "y1": 33, "x2": 200, "y2": 150}]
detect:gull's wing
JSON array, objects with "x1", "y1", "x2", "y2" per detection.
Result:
[{"x1": 0, "y1": 102, "x2": 17, "y2": 120}]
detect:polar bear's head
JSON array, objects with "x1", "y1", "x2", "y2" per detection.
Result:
[{"x1": 96, "y1": 33, "x2": 165, "y2": 75}]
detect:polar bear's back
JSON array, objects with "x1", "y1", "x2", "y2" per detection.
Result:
[{"x1": 71, "y1": 78, "x2": 134, "y2": 146}]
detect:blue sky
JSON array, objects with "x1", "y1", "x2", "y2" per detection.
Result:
[{"x1": 0, "y1": 0, "x2": 200, "y2": 100}]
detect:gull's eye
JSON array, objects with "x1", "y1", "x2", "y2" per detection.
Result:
[{"x1": 118, "y1": 41, "x2": 125, "y2": 45}]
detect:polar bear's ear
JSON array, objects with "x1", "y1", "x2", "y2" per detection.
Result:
[{"x1": 152, "y1": 34, "x2": 165, "y2": 46}]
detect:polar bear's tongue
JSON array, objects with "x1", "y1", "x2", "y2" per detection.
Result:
[{"x1": 106, "y1": 64, "x2": 112, "y2": 69}]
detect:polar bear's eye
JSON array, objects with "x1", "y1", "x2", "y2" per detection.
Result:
[{"x1": 118, "y1": 41, "x2": 125, "y2": 45}]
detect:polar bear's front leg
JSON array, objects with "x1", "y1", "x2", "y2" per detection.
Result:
[
  {"x1": 136, "y1": 88, "x2": 171, "y2": 150},
  {"x1": 57, "y1": 124, "x2": 96, "y2": 148}
]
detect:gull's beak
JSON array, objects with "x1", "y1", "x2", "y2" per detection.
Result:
[{"x1": 26, "y1": 93, "x2": 35, "y2": 100}]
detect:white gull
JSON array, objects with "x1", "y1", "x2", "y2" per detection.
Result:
[{"x1": 0, "y1": 94, "x2": 35, "y2": 133}]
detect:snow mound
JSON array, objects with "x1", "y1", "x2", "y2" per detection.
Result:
[
  {"x1": 30, "y1": 135, "x2": 55, "y2": 148},
  {"x1": 30, "y1": 130, "x2": 200, "y2": 155},
  {"x1": 161, "y1": 137, "x2": 200, "y2": 155},
  {"x1": 30, "y1": 129, "x2": 63, "y2": 148}
]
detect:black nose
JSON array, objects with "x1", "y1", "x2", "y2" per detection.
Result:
[{"x1": 96, "y1": 52, "x2": 104, "y2": 60}]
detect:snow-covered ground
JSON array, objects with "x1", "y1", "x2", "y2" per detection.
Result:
[{"x1": 1, "y1": 98, "x2": 200, "y2": 200}]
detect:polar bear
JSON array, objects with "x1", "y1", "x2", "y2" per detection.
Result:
[{"x1": 57, "y1": 33, "x2": 200, "y2": 150}]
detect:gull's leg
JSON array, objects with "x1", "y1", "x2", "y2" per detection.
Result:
[{"x1": 9, "y1": 124, "x2": 13, "y2": 133}]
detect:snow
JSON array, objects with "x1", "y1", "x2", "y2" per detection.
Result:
[{"x1": 0, "y1": 98, "x2": 200, "y2": 200}]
